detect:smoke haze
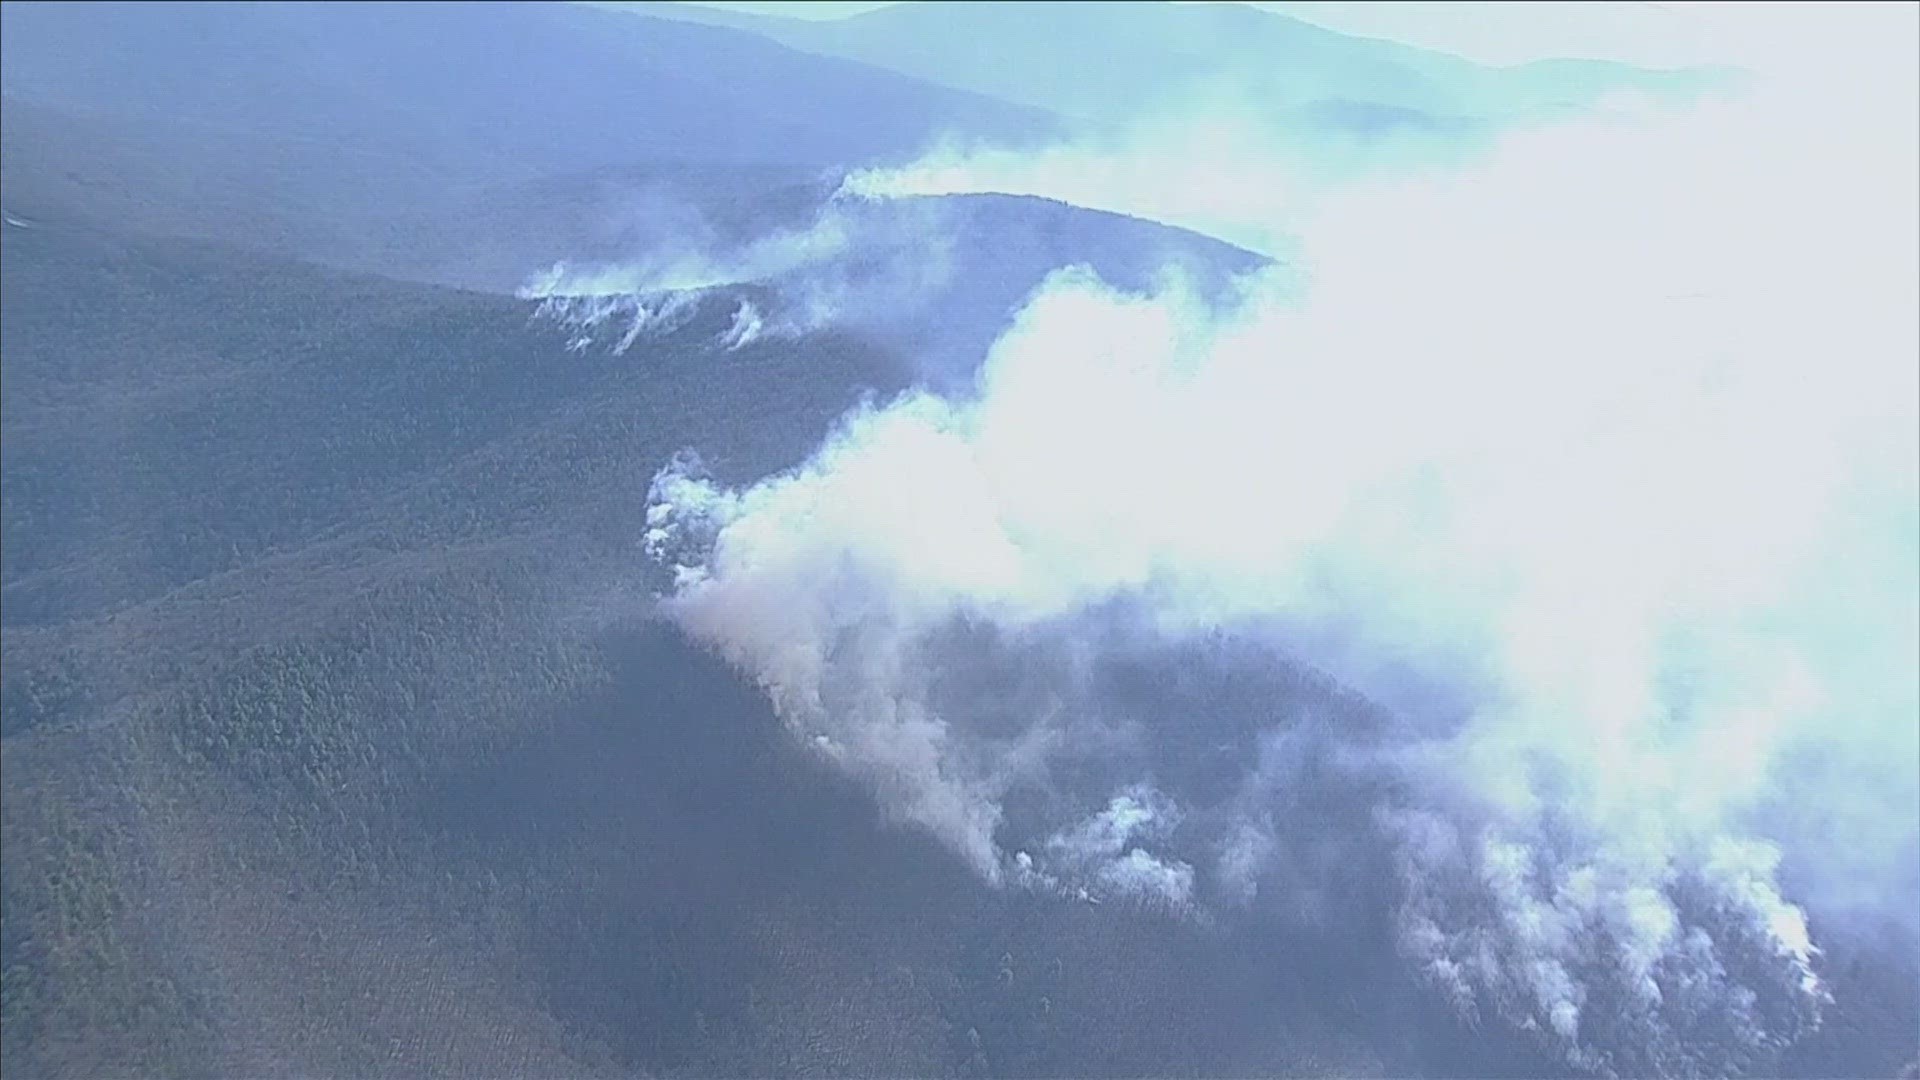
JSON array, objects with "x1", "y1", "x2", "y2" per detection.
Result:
[{"x1": 637, "y1": 7, "x2": 1916, "y2": 1075}]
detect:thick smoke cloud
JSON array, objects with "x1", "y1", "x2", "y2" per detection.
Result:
[{"x1": 640, "y1": 11, "x2": 1916, "y2": 1075}]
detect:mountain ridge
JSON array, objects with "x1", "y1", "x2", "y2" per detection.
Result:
[
  {"x1": 0, "y1": 1, "x2": 1058, "y2": 173},
  {"x1": 605, "y1": 0, "x2": 1732, "y2": 128}
]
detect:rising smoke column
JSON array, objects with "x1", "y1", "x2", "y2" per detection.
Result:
[{"x1": 639, "y1": 13, "x2": 1917, "y2": 1074}]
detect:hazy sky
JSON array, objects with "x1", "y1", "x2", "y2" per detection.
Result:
[
  {"x1": 676, "y1": 1, "x2": 1875, "y2": 69},
  {"x1": 1264, "y1": 1, "x2": 1908, "y2": 69},
  {"x1": 683, "y1": 0, "x2": 892, "y2": 18}
]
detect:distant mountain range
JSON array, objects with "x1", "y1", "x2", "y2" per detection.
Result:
[
  {"x1": 0, "y1": 0, "x2": 1054, "y2": 174},
  {"x1": 0, "y1": 0, "x2": 1728, "y2": 303},
  {"x1": 605, "y1": 0, "x2": 1737, "y2": 130},
  {"x1": 1, "y1": 1, "x2": 1265, "y2": 303}
]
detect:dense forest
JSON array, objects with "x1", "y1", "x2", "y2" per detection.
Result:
[{"x1": 0, "y1": 216, "x2": 1431, "y2": 1079}]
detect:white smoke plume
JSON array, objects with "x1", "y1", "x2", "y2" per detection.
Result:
[
  {"x1": 518, "y1": 197, "x2": 973, "y2": 357},
  {"x1": 838, "y1": 110, "x2": 1476, "y2": 258},
  {"x1": 1040, "y1": 785, "x2": 1195, "y2": 911},
  {"x1": 641, "y1": 8, "x2": 1916, "y2": 1074},
  {"x1": 518, "y1": 208, "x2": 861, "y2": 354},
  {"x1": 835, "y1": 76, "x2": 1719, "y2": 260},
  {"x1": 521, "y1": 209, "x2": 852, "y2": 300}
]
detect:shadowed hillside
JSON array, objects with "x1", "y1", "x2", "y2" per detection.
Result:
[{"x1": 0, "y1": 1, "x2": 1053, "y2": 173}]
